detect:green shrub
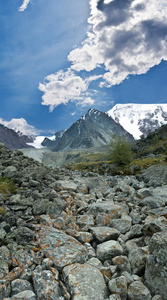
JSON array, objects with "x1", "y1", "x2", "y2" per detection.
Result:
[
  {"x1": 0, "y1": 206, "x2": 6, "y2": 215},
  {"x1": 0, "y1": 178, "x2": 17, "y2": 195},
  {"x1": 109, "y1": 137, "x2": 134, "y2": 166}
]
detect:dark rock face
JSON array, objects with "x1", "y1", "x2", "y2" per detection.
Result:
[
  {"x1": 0, "y1": 142, "x2": 167, "y2": 299},
  {"x1": 41, "y1": 130, "x2": 65, "y2": 149},
  {"x1": 53, "y1": 108, "x2": 134, "y2": 151},
  {"x1": 0, "y1": 124, "x2": 33, "y2": 149}
]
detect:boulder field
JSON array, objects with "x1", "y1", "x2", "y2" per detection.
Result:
[{"x1": 0, "y1": 142, "x2": 167, "y2": 300}]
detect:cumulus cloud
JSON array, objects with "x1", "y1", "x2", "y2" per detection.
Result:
[
  {"x1": 68, "y1": 0, "x2": 167, "y2": 86},
  {"x1": 0, "y1": 118, "x2": 39, "y2": 136},
  {"x1": 18, "y1": 0, "x2": 31, "y2": 12},
  {"x1": 38, "y1": 69, "x2": 101, "y2": 111}
]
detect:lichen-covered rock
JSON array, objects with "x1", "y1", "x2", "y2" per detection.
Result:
[
  {"x1": 10, "y1": 290, "x2": 37, "y2": 299},
  {"x1": 0, "y1": 280, "x2": 11, "y2": 300},
  {"x1": 32, "y1": 266, "x2": 60, "y2": 299},
  {"x1": 110, "y1": 219, "x2": 131, "y2": 234},
  {"x1": 88, "y1": 202, "x2": 122, "y2": 219},
  {"x1": 76, "y1": 215, "x2": 94, "y2": 230},
  {"x1": 38, "y1": 226, "x2": 88, "y2": 270},
  {"x1": 108, "y1": 276, "x2": 127, "y2": 300},
  {"x1": 96, "y1": 240, "x2": 123, "y2": 262},
  {"x1": 90, "y1": 226, "x2": 119, "y2": 243},
  {"x1": 112, "y1": 256, "x2": 131, "y2": 273},
  {"x1": 0, "y1": 246, "x2": 10, "y2": 278},
  {"x1": 145, "y1": 231, "x2": 167, "y2": 298},
  {"x1": 128, "y1": 247, "x2": 148, "y2": 275},
  {"x1": 128, "y1": 281, "x2": 151, "y2": 300},
  {"x1": 63, "y1": 263, "x2": 109, "y2": 300},
  {"x1": 11, "y1": 279, "x2": 32, "y2": 296}
]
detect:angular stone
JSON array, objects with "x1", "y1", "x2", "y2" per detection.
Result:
[
  {"x1": 90, "y1": 226, "x2": 119, "y2": 243},
  {"x1": 32, "y1": 199, "x2": 48, "y2": 215},
  {"x1": 112, "y1": 256, "x2": 131, "y2": 273},
  {"x1": 109, "y1": 295, "x2": 121, "y2": 300},
  {"x1": 128, "y1": 247, "x2": 148, "y2": 275},
  {"x1": 11, "y1": 279, "x2": 32, "y2": 296},
  {"x1": 145, "y1": 231, "x2": 167, "y2": 298},
  {"x1": 77, "y1": 232, "x2": 93, "y2": 243},
  {"x1": 63, "y1": 263, "x2": 109, "y2": 300},
  {"x1": 108, "y1": 276, "x2": 127, "y2": 300},
  {"x1": 0, "y1": 246, "x2": 10, "y2": 278},
  {"x1": 95, "y1": 213, "x2": 113, "y2": 227},
  {"x1": 96, "y1": 240, "x2": 123, "y2": 262},
  {"x1": 128, "y1": 281, "x2": 151, "y2": 300},
  {"x1": 111, "y1": 219, "x2": 131, "y2": 234},
  {"x1": 54, "y1": 180, "x2": 78, "y2": 192},
  {"x1": 32, "y1": 266, "x2": 60, "y2": 299},
  {"x1": 38, "y1": 226, "x2": 87, "y2": 270},
  {"x1": 76, "y1": 215, "x2": 94, "y2": 230},
  {"x1": 3, "y1": 267, "x2": 23, "y2": 282},
  {"x1": 15, "y1": 227, "x2": 36, "y2": 245},
  {"x1": 3, "y1": 166, "x2": 17, "y2": 178},
  {"x1": 11, "y1": 249, "x2": 35, "y2": 268},
  {"x1": 88, "y1": 202, "x2": 122, "y2": 219},
  {"x1": 0, "y1": 280, "x2": 11, "y2": 300},
  {"x1": 46, "y1": 198, "x2": 66, "y2": 218},
  {"x1": 10, "y1": 290, "x2": 36, "y2": 300}
]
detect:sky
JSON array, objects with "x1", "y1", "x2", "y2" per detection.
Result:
[{"x1": 0, "y1": 0, "x2": 167, "y2": 136}]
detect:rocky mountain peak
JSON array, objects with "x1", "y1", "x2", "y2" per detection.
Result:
[{"x1": 52, "y1": 108, "x2": 134, "y2": 151}]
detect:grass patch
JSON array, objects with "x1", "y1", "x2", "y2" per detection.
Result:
[
  {"x1": 131, "y1": 156, "x2": 167, "y2": 169},
  {"x1": 0, "y1": 177, "x2": 18, "y2": 195},
  {"x1": 0, "y1": 206, "x2": 6, "y2": 215}
]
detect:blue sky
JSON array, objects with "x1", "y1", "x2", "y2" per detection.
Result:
[{"x1": 1, "y1": 0, "x2": 167, "y2": 135}]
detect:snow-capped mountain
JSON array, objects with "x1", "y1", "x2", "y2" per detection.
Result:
[
  {"x1": 107, "y1": 104, "x2": 167, "y2": 139},
  {"x1": 0, "y1": 124, "x2": 34, "y2": 149},
  {"x1": 52, "y1": 108, "x2": 134, "y2": 151}
]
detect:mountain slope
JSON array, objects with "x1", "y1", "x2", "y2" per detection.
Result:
[
  {"x1": 107, "y1": 103, "x2": 167, "y2": 139},
  {"x1": 53, "y1": 108, "x2": 134, "y2": 151},
  {"x1": 0, "y1": 124, "x2": 34, "y2": 149},
  {"x1": 41, "y1": 130, "x2": 65, "y2": 149}
]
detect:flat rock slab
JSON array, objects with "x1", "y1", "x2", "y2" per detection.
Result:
[
  {"x1": 88, "y1": 202, "x2": 122, "y2": 219},
  {"x1": 63, "y1": 263, "x2": 109, "y2": 300},
  {"x1": 96, "y1": 240, "x2": 123, "y2": 262},
  {"x1": 90, "y1": 226, "x2": 119, "y2": 242},
  {"x1": 38, "y1": 226, "x2": 88, "y2": 270}
]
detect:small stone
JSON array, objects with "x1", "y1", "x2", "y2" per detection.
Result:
[
  {"x1": 96, "y1": 240, "x2": 123, "y2": 262},
  {"x1": 112, "y1": 255, "x2": 131, "y2": 273},
  {"x1": 111, "y1": 219, "x2": 131, "y2": 234},
  {"x1": 11, "y1": 290, "x2": 36, "y2": 300},
  {"x1": 108, "y1": 276, "x2": 127, "y2": 300},
  {"x1": 128, "y1": 281, "x2": 151, "y2": 300},
  {"x1": 11, "y1": 279, "x2": 32, "y2": 296},
  {"x1": 32, "y1": 266, "x2": 60, "y2": 299},
  {"x1": 0, "y1": 280, "x2": 11, "y2": 300},
  {"x1": 90, "y1": 226, "x2": 119, "y2": 243}
]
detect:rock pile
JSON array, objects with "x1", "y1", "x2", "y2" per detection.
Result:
[{"x1": 0, "y1": 142, "x2": 167, "y2": 300}]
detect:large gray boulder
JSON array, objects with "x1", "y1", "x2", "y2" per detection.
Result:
[
  {"x1": 63, "y1": 263, "x2": 109, "y2": 300},
  {"x1": 38, "y1": 226, "x2": 88, "y2": 270}
]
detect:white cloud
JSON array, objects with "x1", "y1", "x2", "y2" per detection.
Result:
[
  {"x1": 38, "y1": 69, "x2": 97, "y2": 110},
  {"x1": 68, "y1": 0, "x2": 167, "y2": 87},
  {"x1": 0, "y1": 118, "x2": 39, "y2": 136},
  {"x1": 18, "y1": 0, "x2": 31, "y2": 12}
]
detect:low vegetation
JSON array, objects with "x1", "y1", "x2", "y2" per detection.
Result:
[
  {"x1": 67, "y1": 129, "x2": 167, "y2": 175},
  {"x1": 0, "y1": 177, "x2": 18, "y2": 195}
]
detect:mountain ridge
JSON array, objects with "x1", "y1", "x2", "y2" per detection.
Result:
[{"x1": 51, "y1": 108, "x2": 134, "y2": 151}]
